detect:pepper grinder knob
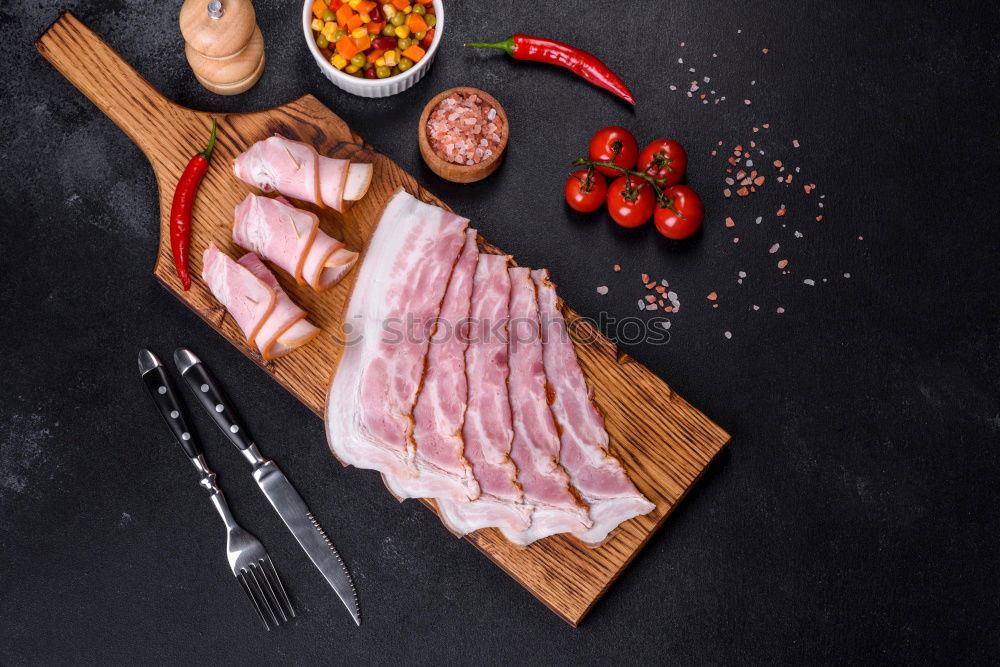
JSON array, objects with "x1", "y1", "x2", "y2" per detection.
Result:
[{"x1": 179, "y1": 0, "x2": 265, "y2": 96}]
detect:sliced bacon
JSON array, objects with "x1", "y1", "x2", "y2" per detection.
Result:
[
  {"x1": 499, "y1": 267, "x2": 591, "y2": 545},
  {"x1": 202, "y1": 244, "x2": 319, "y2": 360},
  {"x1": 383, "y1": 229, "x2": 481, "y2": 502},
  {"x1": 531, "y1": 269, "x2": 655, "y2": 545},
  {"x1": 437, "y1": 254, "x2": 532, "y2": 536},
  {"x1": 233, "y1": 135, "x2": 364, "y2": 213},
  {"x1": 233, "y1": 194, "x2": 358, "y2": 291},
  {"x1": 325, "y1": 189, "x2": 470, "y2": 481}
]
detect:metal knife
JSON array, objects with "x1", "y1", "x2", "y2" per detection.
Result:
[{"x1": 172, "y1": 348, "x2": 360, "y2": 626}]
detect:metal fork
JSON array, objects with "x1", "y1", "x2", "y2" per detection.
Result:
[{"x1": 139, "y1": 349, "x2": 294, "y2": 630}]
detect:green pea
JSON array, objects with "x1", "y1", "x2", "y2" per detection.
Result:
[
  {"x1": 424, "y1": 14, "x2": 436, "y2": 28},
  {"x1": 391, "y1": 66, "x2": 401, "y2": 75},
  {"x1": 333, "y1": 29, "x2": 346, "y2": 42},
  {"x1": 397, "y1": 37, "x2": 411, "y2": 50},
  {"x1": 316, "y1": 34, "x2": 329, "y2": 49},
  {"x1": 398, "y1": 56, "x2": 413, "y2": 71},
  {"x1": 351, "y1": 69, "x2": 364, "y2": 78},
  {"x1": 376, "y1": 65, "x2": 391, "y2": 78},
  {"x1": 413, "y1": 3, "x2": 425, "y2": 15},
  {"x1": 382, "y1": 24, "x2": 395, "y2": 36},
  {"x1": 390, "y1": 12, "x2": 405, "y2": 26},
  {"x1": 322, "y1": 9, "x2": 336, "y2": 22},
  {"x1": 414, "y1": 31, "x2": 426, "y2": 40},
  {"x1": 351, "y1": 53, "x2": 367, "y2": 68}
]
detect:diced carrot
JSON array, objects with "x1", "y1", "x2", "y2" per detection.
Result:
[
  {"x1": 346, "y1": 13, "x2": 363, "y2": 31},
  {"x1": 416, "y1": 0, "x2": 432, "y2": 5},
  {"x1": 421, "y1": 28, "x2": 434, "y2": 47},
  {"x1": 335, "y1": 4, "x2": 354, "y2": 25},
  {"x1": 402, "y1": 44, "x2": 425, "y2": 62},
  {"x1": 329, "y1": 0, "x2": 343, "y2": 8},
  {"x1": 336, "y1": 36, "x2": 359, "y2": 58},
  {"x1": 311, "y1": 0, "x2": 327, "y2": 18},
  {"x1": 353, "y1": 34, "x2": 371, "y2": 51},
  {"x1": 366, "y1": 48, "x2": 385, "y2": 63},
  {"x1": 357, "y1": 0, "x2": 377, "y2": 12},
  {"x1": 367, "y1": 20, "x2": 384, "y2": 34},
  {"x1": 406, "y1": 14, "x2": 427, "y2": 33},
  {"x1": 391, "y1": 0, "x2": 410, "y2": 9}
]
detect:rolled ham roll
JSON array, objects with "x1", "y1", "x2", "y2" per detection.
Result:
[
  {"x1": 234, "y1": 194, "x2": 358, "y2": 291},
  {"x1": 233, "y1": 135, "x2": 372, "y2": 213},
  {"x1": 202, "y1": 243, "x2": 320, "y2": 361}
]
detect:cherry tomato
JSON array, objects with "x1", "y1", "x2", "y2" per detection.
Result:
[
  {"x1": 638, "y1": 139, "x2": 688, "y2": 187},
  {"x1": 607, "y1": 176, "x2": 654, "y2": 227},
  {"x1": 564, "y1": 169, "x2": 608, "y2": 213},
  {"x1": 654, "y1": 185, "x2": 704, "y2": 239},
  {"x1": 589, "y1": 126, "x2": 638, "y2": 177}
]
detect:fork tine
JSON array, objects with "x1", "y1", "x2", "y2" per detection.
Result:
[
  {"x1": 247, "y1": 565, "x2": 281, "y2": 627},
  {"x1": 260, "y1": 557, "x2": 295, "y2": 619},
  {"x1": 237, "y1": 571, "x2": 271, "y2": 631},
  {"x1": 253, "y1": 560, "x2": 288, "y2": 623}
]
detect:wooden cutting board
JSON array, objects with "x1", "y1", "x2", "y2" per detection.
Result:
[{"x1": 37, "y1": 12, "x2": 730, "y2": 626}]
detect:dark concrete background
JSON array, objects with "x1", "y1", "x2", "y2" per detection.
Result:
[{"x1": 2, "y1": 0, "x2": 998, "y2": 663}]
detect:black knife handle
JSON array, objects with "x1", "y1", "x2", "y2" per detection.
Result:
[
  {"x1": 140, "y1": 356, "x2": 200, "y2": 460},
  {"x1": 174, "y1": 349, "x2": 254, "y2": 451}
]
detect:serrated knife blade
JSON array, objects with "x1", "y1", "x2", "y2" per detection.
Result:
[{"x1": 254, "y1": 461, "x2": 361, "y2": 626}]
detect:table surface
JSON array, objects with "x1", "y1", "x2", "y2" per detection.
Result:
[{"x1": 2, "y1": 1, "x2": 998, "y2": 663}]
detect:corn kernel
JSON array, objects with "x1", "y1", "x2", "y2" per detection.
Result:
[
  {"x1": 322, "y1": 22, "x2": 337, "y2": 40},
  {"x1": 403, "y1": 5, "x2": 412, "y2": 12},
  {"x1": 351, "y1": 27, "x2": 367, "y2": 38},
  {"x1": 384, "y1": 50, "x2": 398, "y2": 66},
  {"x1": 311, "y1": 18, "x2": 324, "y2": 31},
  {"x1": 345, "y1": 63, "x2": 360, "y2": 73},
  {"x1": 394, "y1": 25, "x2": 410, "y2": 38},
  {"x1": 348, "y1": 0, "x2": 362, "y2": 7},
  {"x1": 382, "y1": 4, "x2": 396, "y2": 18},
  {"x1": 331, "y1": 53, "x2": 348, "y2": 70},
  {"x1": 375, "y1": 57, "x2": 386, "y2": 67},
  {"x1": 360, "y1": 12, "x2": 370, "y2": 22}
]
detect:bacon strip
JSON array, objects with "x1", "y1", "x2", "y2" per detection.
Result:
[
  {"x1": 438, "y1": 254, "x2": 532, "y2": 535},
  {"x1": 531, "y1": 269, "x2": 655, "y2": 545},
  {"x1": 383, "y1": 229, "x2": 481, "y2": 502},
  {"x1": 499, "y1": 267, "x2": 591, "y2": 545},
  {"x1": 326, "y1": 189, "x2": 470, "y2": 481}
]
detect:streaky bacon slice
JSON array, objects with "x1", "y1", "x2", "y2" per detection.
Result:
[
  {"x1": 499, "y1": 267, "x2": 591, "y2": 545},
  {"x1": 383, "y1": 229, "x2": 481, "y2": 502},
  {"x1": 438, "y1": 254, "x2": 532, "y2": 536},
  {"x1": 202, "y1": 243, "x2": 275, "y2": 345},
  {"x1": 531, "y1": 269, "x2": 655, "y2": 545},
  {"x1": 238, "y1": 253, "x2": 319, "y2": 360},
  {"x1": 326, "y1": 189, "x2": 470, "y2": 481},
  {"x1": 233, "y1": 194, "x2": 358, "y2": 291}
]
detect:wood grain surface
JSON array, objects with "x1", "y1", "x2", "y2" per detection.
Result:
[{"x1": 37, "y1": 12, "x2": 730, "y2": 626}]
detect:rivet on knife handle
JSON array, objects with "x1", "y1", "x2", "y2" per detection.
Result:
[
  {"x1": 139, "y1": 348, "x2": 201, "y2": 460},
  {"x1": 173, "y1": 348, "x2": 255, "y2": 453}
]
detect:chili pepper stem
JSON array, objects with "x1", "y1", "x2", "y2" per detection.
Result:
[
  {"x1": 198, "y1": 118, "x2": 218, "y2": 161},
  {"x1": 572, "y1": 156, "x2": 681, "y2": 214},
  {"x1": 464, "y1": 38, "x2": 515, "y2": 56}
]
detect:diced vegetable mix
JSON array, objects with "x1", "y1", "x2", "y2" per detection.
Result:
[{"x1": 311, "y1": 0, "x2": 436, "y2": 79}]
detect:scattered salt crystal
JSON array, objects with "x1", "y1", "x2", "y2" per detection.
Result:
[
  {"x1": 738, "y1": 271, "x2": 747, "y2": 278},
  {"x1": 637, "y1": 300, "x2": 645, "y2": 311},
  {"x1": 596, "y1": 286, "x2": 609, "y2": 295},
  {"x1": 614, "y1": 264, "x2": 621, "y2": 272},
  {"x1": 794, "y1": 230, "x2": 803, "y2": 238},
  {"x1": 662, "y1": 321, "x2": 671, "y2": 330},
  {"x1": 844, "y1": 273, "x2": 851, "y2": 279},
  {"x1": 744, "y1": 99, "x2": 752, "y2": 105},
  {"x1": 724, "y1": 331, "x2": 732, "y2": 339},
  {"x1": 769, "y1": 243, "x2": 780, "y2": 254},
  {"x1": 755, "y1": 216, "x2": 762, "y2": 224},
  {"x1": 678, "y1": 57, "x2": 684, "y2": 64},
  {"x1": 669, "y1": 85, "x2": 677, "y2": 91},
  {"x1": 792, "y1": 139, "x2": 800, "y2": 147},
  {"x1": 753, "y1": 305, "x2": 760, "y2": 311},
  {"x1": 803, "y1": 279, "x2": 815, "y2": 286},
  {"x1": 776, "y1": 307, "x2": 785, "y2": 314}
]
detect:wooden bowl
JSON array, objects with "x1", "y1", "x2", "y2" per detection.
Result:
[{"x1": 418, "y1": 87, "x2": 508, "y2": 183}]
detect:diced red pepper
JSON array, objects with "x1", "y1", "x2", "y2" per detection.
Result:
[{"x1": 421, "y1": 28, "x2": 434, "y2": 48}]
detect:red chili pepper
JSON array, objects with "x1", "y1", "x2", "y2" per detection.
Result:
[
  {"x1": 170, "y1": 118, "x2": 217, "y2": 290},
  {"x1": 465, "y1": 35, "x2": 635, "y2": 105}
]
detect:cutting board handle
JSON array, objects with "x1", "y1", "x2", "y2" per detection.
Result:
[{"x1": 35, "y1": 12, "x2": 195, "y2": 166}]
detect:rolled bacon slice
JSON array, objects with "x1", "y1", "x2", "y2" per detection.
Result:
[
  {"x1": 202, "y1": 243, "x2": 319, "y2": 361},
  {"x1": 233, "y1": 194, "x2": 358, "y2": 291},
  {"x1": 531, "y1": 269, "x2": 655, "y2": 545},
  {"x1": 437, "y1": 254, "x2": 533, "y2": 536},
  {"x1": 498, "y1": 267, "x2": 591, "y2": 545},
  {"x1": 233, "y1": 135, "x2": 372, "y2": 213},
  {"x1": 326, "y1": 189, "x2": 470, "y2": 482},
  {"x1": 382, "y1": 229, "x2": 481, "y2": 503}
]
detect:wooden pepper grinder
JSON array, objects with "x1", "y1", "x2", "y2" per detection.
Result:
[{"x1": 180, "y1": 0, "x2": 265, "y2": 95}]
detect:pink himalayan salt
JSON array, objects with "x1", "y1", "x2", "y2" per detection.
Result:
[{"x1": 426, "y1": 92, "x2": 504, "y2": 166}]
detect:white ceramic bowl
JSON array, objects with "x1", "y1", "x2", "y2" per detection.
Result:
[{"x1": 303, "y1": 0, "x2": 443, "y2": 98}]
